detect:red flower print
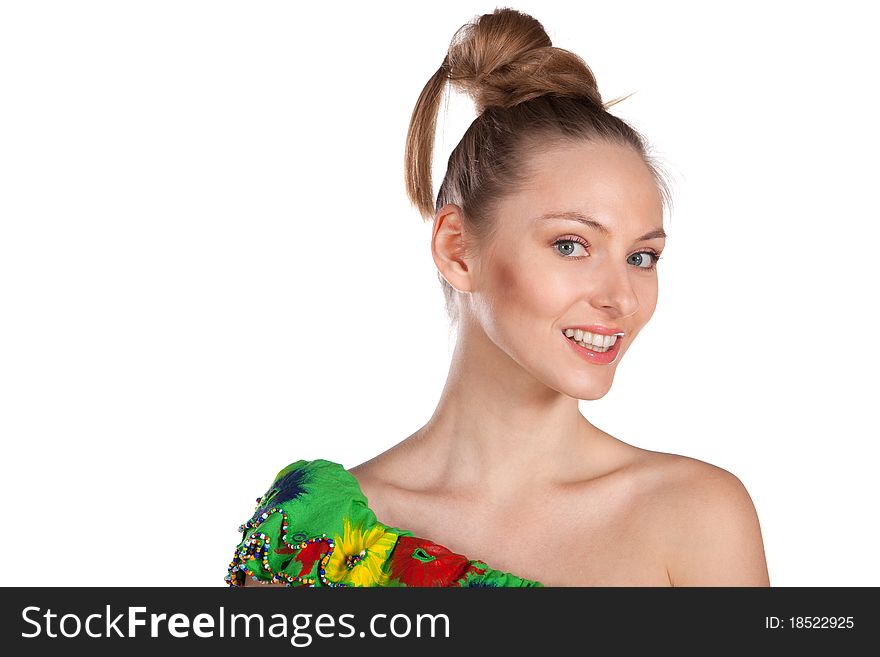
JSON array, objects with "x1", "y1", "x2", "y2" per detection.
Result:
[
  {"x1": 292, "y1": 539, "x2": 330, "y2": 578},
  {"x1": 389, "y1": 536, "x2": 470, "y2": 587},
  {"x1": 273, "y1": 538, "x2": 331, "y2": 579}
]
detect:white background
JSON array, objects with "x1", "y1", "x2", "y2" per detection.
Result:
[{"x1": 1, "y1": 1, "x2": 877, "y2": 587}]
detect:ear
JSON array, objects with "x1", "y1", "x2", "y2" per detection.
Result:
[{"x1": 431, "y1": 203, "x2": 474, "y2": 294}]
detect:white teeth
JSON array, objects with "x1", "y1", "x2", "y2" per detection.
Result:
[
  {"x1": 563, "y1": 329, "x2": 620, "y2": 348},
  {"x1": 573, "y1": 339, "x2": 610, "y2": 352}
]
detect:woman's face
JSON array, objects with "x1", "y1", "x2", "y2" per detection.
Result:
[{"x1": 461, "y1": 139, "x2": 666, "y2": 400}]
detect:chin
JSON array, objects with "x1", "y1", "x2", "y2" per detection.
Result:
[
  {"x1": 557, "y1": 375, "x2": 615, "y2": 401},
  {"x1": 577, "y1": 385, "x2": 613, "y2": 401}
]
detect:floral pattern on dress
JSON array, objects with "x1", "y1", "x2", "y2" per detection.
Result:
[
  {"x1": 247, "y1": 465, "x2": 309, "y2": 525},
  {"x1": 388, "y1": 536, "x2": 471, "y2": 586},
  {"x1": 323, "y1": 517, "x2": 398, "y2": 587},
  {"x1": 287, "y1": 538, "x2": 330, "y2": 580},
  {"x1": 226, "y1": 459, "x2": 544, "y2": 587}
]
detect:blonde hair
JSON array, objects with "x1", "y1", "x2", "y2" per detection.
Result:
[{"x1": 404, "y1": 7, "x2": 672, "y2": 327}]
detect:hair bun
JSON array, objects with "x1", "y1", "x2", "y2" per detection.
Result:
[{"x1": 444, "y1": 8, "x2": 603, "y2": 112}]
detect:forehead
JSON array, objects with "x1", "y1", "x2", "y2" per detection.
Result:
[{"x1": 502, "y1": 140, "x2": 664, "y2": 232}]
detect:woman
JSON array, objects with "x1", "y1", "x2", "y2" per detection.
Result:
[{"x1": 227, "y1": 7, "x2": 770, "y2": 588}]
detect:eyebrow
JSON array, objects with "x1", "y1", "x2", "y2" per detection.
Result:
[{"x1": 536, "y1": 211, "x2": 667, "y2": 241}]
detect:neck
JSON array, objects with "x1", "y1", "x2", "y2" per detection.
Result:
[{"x1": 404, "y1": 319, "x2": 608, "y2": 500}]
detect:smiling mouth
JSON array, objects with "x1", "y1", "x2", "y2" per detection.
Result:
[{"x1": 561, "y1": 329, "x2": 620, "y2": 353}]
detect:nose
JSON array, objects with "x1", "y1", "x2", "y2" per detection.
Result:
[{"x1": 587, "y1": 260, "x2": 640, "y2": 318}]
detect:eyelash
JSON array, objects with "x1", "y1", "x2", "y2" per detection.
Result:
[{"x1": 552, "y1": 236, "x2": 663, "y2": 271}]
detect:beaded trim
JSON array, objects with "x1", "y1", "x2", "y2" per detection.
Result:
[{"x1": 225, "y1": 504, "x2": 347, "y2": 587}]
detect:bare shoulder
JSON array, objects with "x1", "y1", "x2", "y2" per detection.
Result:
[{"x1": 632, "y1": 450, "x2": 770, "y2": 587}]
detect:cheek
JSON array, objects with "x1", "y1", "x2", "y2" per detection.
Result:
[
  {"x1": 622, "y1": 280, "x2": 659, "y2": 348},
  {"x1": 489, "y1": 255, "x2": 564, "y2": 323},
  {"x1": 637, "y1": 278, "x2": 659, "y2": 317}
]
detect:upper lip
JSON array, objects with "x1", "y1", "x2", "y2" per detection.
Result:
[{"x1": 562, "y1": 324, "x2": 625, "y2": 336}]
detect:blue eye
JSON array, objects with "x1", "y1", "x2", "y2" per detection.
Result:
[
  {"x1": 628, "y1": 251, "x2": 663, "y2": 270},
  {"x1": 552, "y1": 237, "x2": 663, "y2": 271},
  {"x1": 554, "y1": 238, "x2": 588, "y2": 257}
]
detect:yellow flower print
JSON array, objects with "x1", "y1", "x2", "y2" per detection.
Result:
[{"x1": 324, "y1": 517, "x2": 398, "y2": 587}]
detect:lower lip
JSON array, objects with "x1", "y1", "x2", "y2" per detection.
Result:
[{"x1": 563, "y1": 333, "x2": 622, "y2": 365}]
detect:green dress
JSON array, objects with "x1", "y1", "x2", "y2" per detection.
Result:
[{"x1": 226, "y1": 459, "x2": 544, "y2": 587}]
